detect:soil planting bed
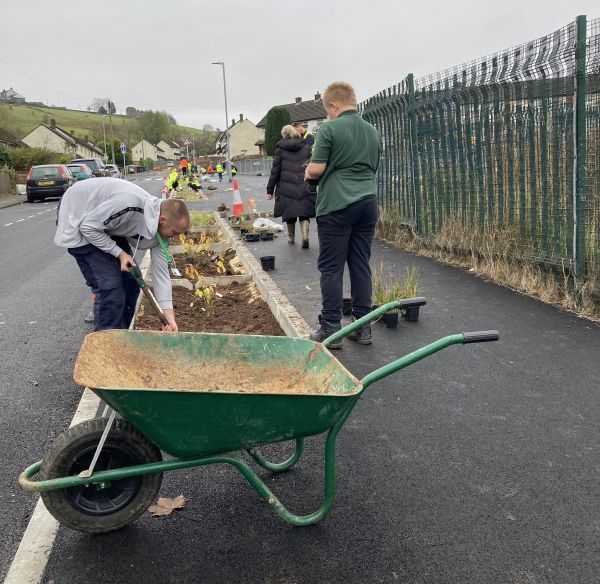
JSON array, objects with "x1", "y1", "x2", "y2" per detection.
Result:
[
  {"x1": 173, "y1": 248, "x2": 242, "y2": 277},
  {"x1": 135, "y1": 282, "x2": 284, "y2": 336}
]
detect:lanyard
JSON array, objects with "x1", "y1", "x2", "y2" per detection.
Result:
[{"x1": 156, "y1": 232, "x2": 173, "y2": 263}]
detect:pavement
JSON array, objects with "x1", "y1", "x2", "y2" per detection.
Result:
[{"x1": 5, "y1": 173, "x2": 600, "y2": 583}]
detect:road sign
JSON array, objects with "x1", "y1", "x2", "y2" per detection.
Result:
[
  {"x1": 184, "y1": 139, "x2": 191, "y2": 146},
  {"x1": 120, "y1": 145, "x2": 127, "y2": 153}
]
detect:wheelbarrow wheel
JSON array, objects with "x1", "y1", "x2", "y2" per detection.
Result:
[{"x1": 40, "y1": 418, "x2": 163, "y2": 534}]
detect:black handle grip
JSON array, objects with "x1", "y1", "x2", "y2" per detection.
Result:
[
  {"x1": 398, "y1": 296, "x2": 427, "y2": 309},
  {"x1": 462, "y1": 330, "x2": 500, "y2": 344}
]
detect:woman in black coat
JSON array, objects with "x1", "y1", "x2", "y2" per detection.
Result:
[{"x1": 266, "y1": 125, "x2": 315, "y2": 248}]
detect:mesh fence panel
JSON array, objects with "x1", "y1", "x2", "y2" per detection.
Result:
[{"x1": 360, "y1": 17, "x2": 599, "y2": 280}]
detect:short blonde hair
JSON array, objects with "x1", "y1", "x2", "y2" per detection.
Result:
[
  {"x1": 281, "y1": 124, "x2": 301, "y2": 139},
  {"x1": 323, "y1": 81, "x2": 357, "y2": 107},
  {"x1": 161, "y1": 198, "x2": 191, "y2": 226}
]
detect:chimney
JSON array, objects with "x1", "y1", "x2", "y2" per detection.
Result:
[
  {"x1": 50, "y1": 118, "x2": 56, "y2": 129},
  {"x1": 231, "y1": 118, "x2": 235, "y2": 126},
  {"x1": 239, "y1": 113, "x2": 244, "y2": 122},
  {"x1": 295, "y1": 97, "x2": 302, "y2": 104},
  {"x1": 314, "y1": 91, "x2": 321, "y2": 101}
]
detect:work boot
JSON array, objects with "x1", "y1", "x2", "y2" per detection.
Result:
[
  {"x1": 310, "y1": 319, "x2": 342, "y2": 349},
  {"x1": 347, "y1": 316, "x2": 372, "y2": 345},
  {"x1": 300, "y1": 220, "x2": 309, "y2": 248},
  {"x1": 287, "y1": 222, "x2": 295, "y2": 244}
]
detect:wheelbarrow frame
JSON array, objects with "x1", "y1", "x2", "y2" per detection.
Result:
[{"x1": 19, "y1": 299, "x2": 498, "y2": 528}]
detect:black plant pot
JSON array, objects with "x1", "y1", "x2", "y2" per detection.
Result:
[
  {"x1": 245, "y1": 233, "x2": 260, "y2": 242},
  {"x1": 342, "y1": 298, "x2": 352, "y2": 316},
  {"x1": 403, "y1": 306, "x2": 420, "y2": 322},
  {"x1": 382, "y1": 312, "x2": 399, "y2": 329},
  {"x1": 260, "y1": 255, "x2": 275, "y2": 271},
  {"x1": 240, "y1": 228, "x2": 248, "y2": 235}
]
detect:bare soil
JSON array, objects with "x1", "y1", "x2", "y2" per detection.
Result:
[
  {"x1": 135, "y1": 282, "x2": 284, "y2": 336},
  {"x1": 173, "y1": 248, "x2": 241, "y2": 277}
]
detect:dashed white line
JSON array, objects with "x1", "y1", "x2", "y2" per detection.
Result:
[
  {"x1": 3, "y1": 222, "x2": 12, "y2": 226},
  {"x1": 27, "y1": 215, "x2": 35, "y2": 218},
  {"x1": 37, "y1": 212, "x2": 44, "y2": 215},
  {"x1": 16, "y1": 219, "x2": 24, "y2": 222}
]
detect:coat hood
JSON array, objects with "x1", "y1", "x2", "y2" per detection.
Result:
[{"x1": 278, "y1": 138, "x2": 307, "y2": 152}]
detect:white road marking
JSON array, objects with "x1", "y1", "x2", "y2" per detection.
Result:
[
  {"x1": 37, "y1": 212, "x2": 44, "y2": 215},
  {"x1": 4, "y1": 223, "x2": 13, "y2": 226},
  {"x1": 16, "y1": 219, "x2": 24, "y2": 222},
  {"x1": 4, "y1": 389, "x2": 101, "y2": 584},
  {"x1": 27, "y1": 215, "x2": 35, "y2": 218}
]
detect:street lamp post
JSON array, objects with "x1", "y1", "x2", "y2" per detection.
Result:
[
  {"x1": 101, "y1": 115, "x2": 107, "y2": 160},
  {"x1": 212, "y1": 61, "x2": 232, "y2": 183}
]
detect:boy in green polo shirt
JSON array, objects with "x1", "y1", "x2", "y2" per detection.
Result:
[{"x1": 305, "y1": 81, "x2": 382, "y2": 348}]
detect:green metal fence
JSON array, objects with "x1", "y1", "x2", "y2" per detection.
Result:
[{"x1": 360, "y1": 16, "x2": 600, "y2": 281}]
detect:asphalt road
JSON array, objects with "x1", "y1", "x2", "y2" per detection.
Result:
[
  {"x1": 41, "y1": 175, "x2": 600, "y2": 583},
  {"x1": 7, "y1": 173, "x2": 600, "y2": 583}
]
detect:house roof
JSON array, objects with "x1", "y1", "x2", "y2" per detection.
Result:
[
  {"x1": 0, "y1": 88, "x2": 24, "y2": 100},
  {"x1": 256, "y1": 98, "x2": 326, "y2": 128},
  {"x1": 41, "y1": 124, "x2": 104, "y2": 155},
  {"x1": 0, "y1": 127, "x2": 21, "y2": 146}
]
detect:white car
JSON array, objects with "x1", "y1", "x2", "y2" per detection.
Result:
[{"x1": 104, "y1": 164, "x2": 122, "y2": 179}]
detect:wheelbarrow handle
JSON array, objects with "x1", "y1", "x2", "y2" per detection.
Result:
[
  {"x1": 360, "y1": 330, "x2": 500, "y2": 390},
  {"x1": 322, "y1": 298, "x2": 427, "y2": 348}
]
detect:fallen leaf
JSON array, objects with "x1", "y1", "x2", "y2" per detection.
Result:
[{"x1": 148, "y1": 495, "x2": 187, "y2": 517}]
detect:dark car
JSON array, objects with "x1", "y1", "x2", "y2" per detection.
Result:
[
  {"x1": 70, "y1": 158, "x2": 109, "y2": 177},
  {"x1": 26, "y1": 164, "x2": 76, "y2": 203},
  {"x1": 66, "y1": 163, "x2": 94, "y2": 181}
]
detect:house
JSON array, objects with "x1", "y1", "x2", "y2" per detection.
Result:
[
  {"x1": 156, "y1": 140, "x2": 183, "y2": 161},
  {"x1": 20, "y1": 119, "x2": 104, "y2": 159},
  {"x1": 131, "y1": 139, "x2": 167, "y2": 163},
  {"x1": 0, "y1": 87, "x2": 25, "y2": 104},
  {"x1": 256, "y1": 93, "x2": 326, "y2": 135},
  {"x1": 0, "y1": 127, "x2": 22, "y2": 149},
  {"x1": 215, "y1": 114, "x2": 263, "y2": 158}
]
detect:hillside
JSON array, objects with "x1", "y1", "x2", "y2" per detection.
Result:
[{"x1": 0, "y1": 103, "x2": 217, "y2": 154}]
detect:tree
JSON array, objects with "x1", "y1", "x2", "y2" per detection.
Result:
[
  {"x1": 90, "y1": 98, "x2": 116, "y2": 114},
  {"x1": 0, "y1": 144, "x2": 10, "y2": 166},
  {"x1": 264, "y1": 107, "x2": 291, "y2": 156},
  {"x1": 8, "y1": 147, "x2": 59, "y2": 171},
  {"x1": 135, "y1": 110, "x2": 172, "y2": 144},
  {"x1": 98, "y1": 139, "x2": 132, "y2": 166},
  {"x1": 203, "y1": 124, "x2": 213, "y2": 132}
]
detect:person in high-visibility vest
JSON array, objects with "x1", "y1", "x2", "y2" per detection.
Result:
[
  {"x1": 231, "y1": 164, "x2": 237, "y2": 176},
  {"x1": 293, "y1": 122, "x2": 315, "y2": 148},
  {"x1": 216, "y1": 162, "x2": 223, "y2": 182},
  {"x1": 167, "y1": 169, "x2": 180, "y2": 198},
  {"x1": 179, "y1": 158, "x2": 189, "y2": 177}
]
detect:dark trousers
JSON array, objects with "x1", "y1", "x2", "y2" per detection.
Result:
[
  {"x1": 68, "y1": 244, "x2": 140, "y2": 331},
  {"x1": 316, "y1": 196, "x2": 378, "y2": 324},
  {"x1": 285, "y1": 216, "x2": 310, "y2": 224}
]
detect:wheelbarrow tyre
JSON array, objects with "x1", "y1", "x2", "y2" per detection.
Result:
[{"x1": 40, "y1": 418, "x2": 163, "y2": 534}]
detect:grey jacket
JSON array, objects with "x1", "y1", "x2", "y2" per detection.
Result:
[{"x1": 54, "y1": 178, "x2": 173, "y2": 309}]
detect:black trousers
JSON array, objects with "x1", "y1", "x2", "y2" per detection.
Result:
[{"x1": 316, "y1": 196, "x2": 378, "y2": 324}]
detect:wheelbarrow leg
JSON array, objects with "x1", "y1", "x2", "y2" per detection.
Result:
[{"x1": 247, "y1": 438, "x2": 304, "y2": 473}]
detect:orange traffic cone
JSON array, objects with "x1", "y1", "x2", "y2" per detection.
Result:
[{"x1": 232, "y1": 180, "x2": 244, "y2": 216}]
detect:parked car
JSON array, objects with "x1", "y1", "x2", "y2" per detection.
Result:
[
  {"x1": 70, "y1": 158, "x2": 109, "y2": 177},
  {"x1": 127, "y1": 165, "x2": 136, "y2": 174},
  {"x1": 26, "y1": 165, "x2": 76, "y2": 203},
  {"x1": 104, "y1": 164, "x2": 122, "y2": 179},
  {"x1": 66, "y1": 163, "x2": 94, "y2": 181},
  {"x1": 166, "y1": 161, "x2": 175, "y2": 168}
]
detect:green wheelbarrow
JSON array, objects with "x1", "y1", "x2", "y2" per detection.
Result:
[{"x1": 19, "y1": 300, "x2": 499, "y2": 534}]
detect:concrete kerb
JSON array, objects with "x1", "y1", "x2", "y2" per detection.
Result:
[
  {"x1": 4, "y1": 251, "x2": 152, "y2": 584},
  {"x1": 0, "y1": 197, "x2": 25, "y2": 210},
  {"x1": 214, "y1": 213, "x2": 312, "y2": 339}
]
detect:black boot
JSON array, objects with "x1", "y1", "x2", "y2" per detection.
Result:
[
  {"x1": 347, "y1": 316, "x2": 372, "y2": 345},
  {"x1": 310, "y1": 318, "x2": 342, "y2": 349}
]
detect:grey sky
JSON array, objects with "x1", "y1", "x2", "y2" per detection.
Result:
[{"x1": 0, "y1": 0, "x2": 598, "y2": 130}]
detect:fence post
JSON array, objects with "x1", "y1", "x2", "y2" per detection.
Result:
[
  {"x1": 574, "y1": 14, "x2": 587, "y2": 278},
  {"x1": 407, "y1": 73, "x2": 420, "y2": 230}
]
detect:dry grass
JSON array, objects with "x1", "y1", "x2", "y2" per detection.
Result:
[{"x1": 377, "y1": 207, "x2": 600, "y2": 321}]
